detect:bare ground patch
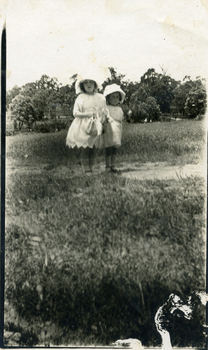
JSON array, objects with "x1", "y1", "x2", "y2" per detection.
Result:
[{"x1": 6, "y1": 159, "x2": 206, "y2": 181}]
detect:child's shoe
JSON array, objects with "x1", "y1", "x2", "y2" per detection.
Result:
[
  {"x1": 85, "y1": 170, "x2": 93, "y2": 176},
  {"x1": 111, "y1": 166, "x2": 121, "y2": 174}
]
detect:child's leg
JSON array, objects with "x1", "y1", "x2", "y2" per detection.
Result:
[
  {"x1": 111, "y1": 147, "x2": 117, "y2": 169},
  {"x1": 105, "y1": 147, "x2": 112, "y2": 170},
  {"x1": 81, "y1": 147, "x2": 91, "y2": 172},
  {"x1": 89, "y1": 146, "x2": 95, "y2": 171}
]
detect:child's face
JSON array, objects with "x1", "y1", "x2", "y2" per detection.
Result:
[
  {"x1": 83, "y1": 80, "x2": 95, "y2": 94},
  {"x1": 109, "y1": 92, "x2": 120, "y2": 106}
]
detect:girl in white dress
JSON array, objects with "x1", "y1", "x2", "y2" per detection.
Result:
[
  {"x1": 66, "y1": 74, "x2": 107, "y2": 174},
  {"x1": 103, "y1": 84, "x2": 126, "y2": 172}
]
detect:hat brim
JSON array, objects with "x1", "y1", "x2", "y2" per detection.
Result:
[
  {"x1": 104, "y1": 87, "x2": 125, "y2": 103},
  {"x1": 75, "y1": 76, "x2": 102, "y2": 94}
]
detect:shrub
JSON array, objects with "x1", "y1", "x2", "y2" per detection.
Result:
[{"x1": 33, "y1": 119, "x2": 68, "y2": 133}]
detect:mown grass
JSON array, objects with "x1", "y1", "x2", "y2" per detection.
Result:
[
  {"x1": 6, "y1": 119, "x2": 206, "y2": 166},
  {"x1": 120, "y1": 120, "x2": 205, "y2": 164},
  {"x1": 5, "y1": 120, "x2": 206, "y2": 347}
]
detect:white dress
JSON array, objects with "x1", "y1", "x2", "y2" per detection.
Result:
[
  {"x1": 104, "y1": 105, "x2": 124, "y2": 148},
  {"x1": 66, "y1": 93, "x2": 107, "y2": 148}
]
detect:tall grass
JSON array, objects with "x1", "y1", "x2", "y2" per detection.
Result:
[{"x1": 5, "y1": 169, "x2": 206, "y2": 346}]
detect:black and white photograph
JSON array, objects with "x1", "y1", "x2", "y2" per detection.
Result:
[{"x1": 1, "y1": 0, "x2": 207, "y2": 348}]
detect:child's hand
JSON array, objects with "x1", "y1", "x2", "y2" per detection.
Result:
[
  {"x1": 107, "y1": 116, "x2": 114, "y2": 123},
  {"x1": 104, "y1": 109, "x2": 113, "y2": 123},
  {"x1": 90, "y1": 112, "x2": 95, "y2": 118},
  {"x1": 103, "y1": 108, "x2": 109, "y2": 118},
  {"x1": 102, "y1": 121, "x2": 108, "y2": 134}
]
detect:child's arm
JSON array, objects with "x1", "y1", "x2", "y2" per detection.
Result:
[
  {"x1": 104, "y1": 108, "x2": 114, "y2": 123},
  {"x1": 74, "y1": 110, "x2": 94, "y2": 118}
]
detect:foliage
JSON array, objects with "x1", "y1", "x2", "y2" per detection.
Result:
[
  {"x1": 7, "y1": 69, "x2": 207, "y2": 129},
  {"x1": 21, "y1": 82, "x2": 38, "y2": 97},
  {"x1": 130, "y1": 101, "x2": 148, "y2": 122},
  {"x1": 154, "y1": 74, "x2": 178, "y2": 113},
  {"x1": 146, "y1": 97, "x2": 161, "y2": 121},
  {"x1": 8, "y1": 75, "x2": 74, "y2": 124},
  {"x1": 9, "y1": 94, "x2": 35, "y2": 129},
  {"x1": 131, "y1": 86, "x2": 148, "y2": 104},
  {"x1": 6, "y1": 85, "x2": 21, "y2": 110},
  {"x1": 171, "y1": 80, "x2": 193, "y2": 115},
  {"x1": 172, "y1": 77, "x2": 207, "y2": 117},
  {"x1": 59, "y1": 82, "x2": 77, "y2": 115},
  {"x1": 128, "y1": 68, "x2": 179, "y2": 122},
  {"x1": 32, "y1": 89, "x2": 50, "y2": 120},
  {"x1": 30, "y1": 76, "x2": 60, "y2": 119},
  {"x1": 35, "y1": 74, "x2": 60, "y2": 91},
  {"x1": 33, "y1": 119, "x2": 68, "y2": 133},
  {"x1": 102, "y1": 67, "x2": 126, "y2": 90},
  {"x1": 184, "y1": 82, "x2": 207, "y2": 118},
  {"x1": 139, "y1": 68, "x2": 179, "y2": 113},
  {"x1": 130, "y1": 96, "x2": 161, "y2": 122}
]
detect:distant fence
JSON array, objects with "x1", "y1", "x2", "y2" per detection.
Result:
[
  {"x1": 159, "y1": 114, "x2": 185, "y2": 122},
  {"x1": 45, "y1": 104, "x2": 71, "y2": 119}
]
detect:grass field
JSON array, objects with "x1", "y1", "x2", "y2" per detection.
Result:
[
  {"x1": 5, "y1": 120, "x2": 206, "y2": 347},
  {"x1": 6, "y1": 119, "x2": 205, "y2": 166}
]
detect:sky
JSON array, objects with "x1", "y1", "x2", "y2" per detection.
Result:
[{"x1": 1, "y1": 0, "x2": 208, "y2": 91}]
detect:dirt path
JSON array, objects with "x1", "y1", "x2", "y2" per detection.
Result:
[
  {"x1": 118, "y1": 161, "x2": 206, "y2": 180},
  {"x1": 6, "y1": 159, "x2": 206, "y2": 181}
]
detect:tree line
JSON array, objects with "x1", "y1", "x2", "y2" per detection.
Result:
[{"x1": 7, "y1": 68, "x2": 207, "y2": 129}]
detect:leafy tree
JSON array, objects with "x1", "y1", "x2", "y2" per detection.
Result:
[
  {"x1": 103, "y1": 67, "x2": 125, "y2": 87},
  {"x1": 31, "y1": 90, "x2": 50, "y2": 120},
  {"x1": 130, "y1": 97, "x2": 161, "y2": 122},
  {"x1": 184, "y1": 82, "x2": 207, "y2": 118},
  {"x1": 172, "y1": 77, "x2": 206, "y2": 117},
  {"x1": 172, "y1": 80, "x2": 194, "y2": 115},
  {"x1": 130, "y1": 86, "x2": 148, "y2": 104},
  {"x1": 122, "y1": 80, "x2": 140, "y2": 106},
  {"x1": 130, "y1": 101, "x2": 148, "y2": 122},
  {"x1": 102, "y1": 67, "x2": 127, "y2": 95},
  {"x1": 145, "y1": 96, "x2": 161, "y2": 121},
  {"x1": 59, "y1": 82, "x2": 76, "y2": 115},
  {"x1": 20, "y1": 76, "x2": 64, "y2": 120},
  {"x1": 140, "y1": 68, "x2": 179, "y2": 113},
  {"x1": 6, "y1": 85, "x2": 21, "y2": 110},
  {"x1": 36, "y1": 75, "x2": 60, "y2": 92},
  {"x1": 154, "y1": 75, "x2": 179, "y2": 113},
  {"x1": 140, "y1": 68, "x2": 158, "y2": 95},
  {"x1": 18, "y1": 75, "x2": 61, "y2": 119},
  {"x1": 10, "y1": 94, "x2": 35, "y2": 129},
  {"x1": 46, "y1": 90, "x2": 64, "y2": 116},
  {"x1": 169, "y1": 100, "x2": 178, "y2": 117},
  {"x1": 7, "y1": 70, "x2": 206, "y2": 127},
  {"x1": 7, "y1": 74, "x2": 75, "y2": 122},
  {"x1": 21, "y1": 82, "x2": 38, "y2": 97}
]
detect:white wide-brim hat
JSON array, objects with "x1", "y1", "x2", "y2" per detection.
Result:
[
  {"x1": 103, "y1": 84, "x2": 126, "y2": 103},
  {"x1": 75, "y1": 74, "x2": 103, "y2": 94}
]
